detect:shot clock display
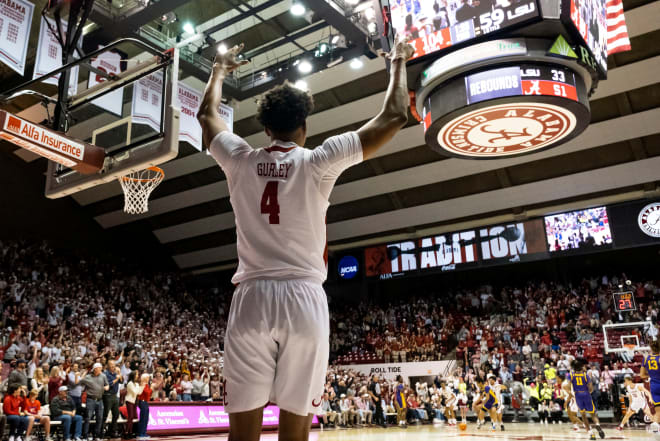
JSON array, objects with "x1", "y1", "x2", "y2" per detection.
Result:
[{"x1": 613, "y1": 291, "x2": 636, "y2": 312}]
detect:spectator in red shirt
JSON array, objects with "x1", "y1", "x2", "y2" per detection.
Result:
[
  {"x1": 48, "y1": 366, "x2": 64, "y2": 404},
  {"x1": 3, "y1": 384, "x2": 29, "y2": 441},
  {"x1": 137, "y1": 374, "x2": 152, "y2": 440},
  {"x1": 24, "y1": 388, "x2": 52, "y2": 441}
]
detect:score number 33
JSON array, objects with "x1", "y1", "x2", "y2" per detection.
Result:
[{"x1": 261, "y1": 181, "x2": 280, "y2": 224}]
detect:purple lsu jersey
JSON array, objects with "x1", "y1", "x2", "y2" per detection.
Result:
[{"x1": 643, "y1": 354, "x2": 660, "y2": 405}]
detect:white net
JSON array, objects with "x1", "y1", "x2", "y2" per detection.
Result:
[{"x1": 118, "y1": 167, "x2": 164, "y2": 214}]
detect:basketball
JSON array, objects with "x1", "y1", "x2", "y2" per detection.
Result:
[{"x1": 459, "y1": 422, "x2": 467, "y2": 431}]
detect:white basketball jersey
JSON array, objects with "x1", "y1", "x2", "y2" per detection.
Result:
[
  {"x1": 210, "y1": 131, "x2": 363, "y2": 284},
  {"x1": 627, "y1": 384, "x2": 644, "y2": 401}
]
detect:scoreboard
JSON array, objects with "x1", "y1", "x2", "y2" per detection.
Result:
[{"x1": 613, "y1": 291, "x2": 636, "y2": 312}]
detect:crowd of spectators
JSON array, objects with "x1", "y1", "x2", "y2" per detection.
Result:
[{"x1": 0, "y1": 238, "x2": 659, "y2": 438}]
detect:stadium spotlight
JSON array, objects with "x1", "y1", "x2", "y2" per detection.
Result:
[
  {"x1": 350, "y1": 58, "x2": 363, "y2": 69},
  {"x1": 298, "y1": 60, "x2": 312, "y2": 73},
  {"x1": 291, "y1": 2, "x2": 306, "y2": 16},
  {"x1": 315, "y1": 42, "x2": 329, "y2": 57},
  {"x1": 183, "y1": 22, "x2": 195, "y2": 34},
  {"x1": 294, "y1": 80, "x2": 308, "y2": 90}
]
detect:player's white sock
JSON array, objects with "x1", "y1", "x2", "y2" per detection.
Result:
[{"x1": 651, "y1": 422, "x2": 659, "y2": 432}]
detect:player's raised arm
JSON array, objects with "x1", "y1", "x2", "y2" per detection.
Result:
[
  {"x1": 197, "y1": 44, "x2": 249, "y2": 149},
  {"x1": 357, "y1": 35, "x2": 415, "y2": 160}
]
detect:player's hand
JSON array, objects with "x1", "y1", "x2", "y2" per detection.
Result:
[
  {"x1": 381, "y1": 34, "x2": 415, "y2": 62},
  {"x1": 213, "y1": 43, "x2": 249, "y2": 75}
]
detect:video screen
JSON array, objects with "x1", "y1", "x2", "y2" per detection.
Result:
[
  {"x1": 544, "y1": 206, "x2": 613, "y2": 252},
  {"x1": 388, "y1": 0, "x2": 539, "y2": 60},
  {"x1": 569, "y1": 0, "x2": 607, "y2": 73}
]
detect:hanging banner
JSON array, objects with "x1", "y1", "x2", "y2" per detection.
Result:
[
  {"x1": 131, "y1": 71, "x2": 163, "y2": 133},
  {"x1": 218, "y1": 103, "x2": 234, "y2": 133},
  {"x1": 33, "y1": 17, "x2": 79, "y2": 95},
  {"x1": 177, "y1": 82, "x2": 202, "y2": 150},
  {"x1": 0, "y1": 0, "x2": 34, "y2": 75},
  {"x1": 87, "y1": 47, "x2": 123, "y2": 116}
]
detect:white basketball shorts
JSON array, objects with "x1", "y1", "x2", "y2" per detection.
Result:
[
  {"x1": 223, "y1": 278, "x2": 329, "y2": 416},
  {"x1": 630, "y1": 398, "x2": 647, "y2": 413}
]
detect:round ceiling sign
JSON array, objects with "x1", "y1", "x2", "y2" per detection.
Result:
[
  {"x1": 437, "y1": 102, "x2": 577, "y2": 157},
  {"x1": 638, "y1": 202, "x2": 660, "y2": 238}
]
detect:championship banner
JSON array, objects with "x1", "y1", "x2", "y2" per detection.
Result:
[
  {"x1": 177, "y1": 83, "x2": 202, "y2": 150},
  {"x1": 87, "y1": 47, "x2": 123, "y2": 116},
  {"x1": 218, "y1": 103, "x2": 234, "y2": 133},
  {"x1": 340, "y1": 360, "x2": 457, "y2": 383},
  {"x1": 131, "y1": 71, "x2": 163, "y2": 133},
  {"x1": 0, "y1": 0, "x2": 34, "y2": 75},
  {"x1": 33, "y1": 17, "x2": 79, "y2": 94}
]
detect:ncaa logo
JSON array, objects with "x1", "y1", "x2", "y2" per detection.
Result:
[
  {"x1": 437, "y1": 102, "x2": 577, "y2": 157},
  {"x1": 338, "y1": 256, "x2": 358, "y2": 280},
  {"x1": 638, "y1": 202, "x2": 660, "y2": 238}
]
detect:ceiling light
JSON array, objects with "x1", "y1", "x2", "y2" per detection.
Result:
[
  {"x1": 364, "y1": 7, "x2": 375, "y2": 20},
  {"x1": 350, "y1": 58, "x2": 363, "y2": 69},
  {"x1": 183, "y1": 22, "x2": 195, "y2": 34},
  {"x1": 298, "y1": 60, "x2": 312, "y2": 73},
  {"x1": 294, "y1": 80, "x2": 308, "y2": 90},
  {"x1": 291, "y1": 3, "x2": 305, "y2": 16},
  {"x1": 367, "y1": 22, "x2": 377, "y2": 33},
  {"x1": 346, "y1": 0, "x2": 359, "y2": 4},
  {"x1": 217, "y1": 44, "x2": 228, "y2": 54},
  {"x1": 331, "y1": 35, "x2": 340, "y2": 44}
]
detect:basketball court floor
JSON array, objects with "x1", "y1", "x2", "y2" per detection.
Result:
[{"x1": 154, "y1": 423, "x2": 656, "y2": 440}]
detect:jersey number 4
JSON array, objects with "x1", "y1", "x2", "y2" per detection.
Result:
[{"x1": 261, "y1": 181, "x2": 280, "y2": 224}]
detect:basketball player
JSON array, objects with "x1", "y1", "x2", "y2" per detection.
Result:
[
  {"x1": 569, "y1": 359, "x2": 605, "y2": 439},
  {"x1": 616, "y1": 374, "x2": 653, "y2": 430},
  {"x1": 440, "y1": 380, "x2": 457, "y2": 426},
  {"x1": 561, "y1": 373, "x2": 583, "y2": 431},
  {"x1": 493, "y1": 380, "x2": 506, "y2": 431},
  {"x1": 640, "y1": 338, "x2": 660, "y2": 433},
  {"x1": 477, "y1": 375, "x2": 499, "y2": 431},
  {"x1": 393, "y1": 375, "x2": 408, "y2": 428},
  {"x1": 197, "y1": 36, "x2": 414, "y2": 441}
]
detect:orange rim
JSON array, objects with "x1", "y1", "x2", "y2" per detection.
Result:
[{"x1": 120, "y1": 166, "x2": 164, "y2": 183}]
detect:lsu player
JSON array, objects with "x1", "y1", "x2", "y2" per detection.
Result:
[
  {"x1": 617, "y1": 374, "x2": 654, "y2": 430},
  {"x1": 561, "y1": 373, "x2": 583, "y2": 431},
  {"x1": 440, "y1": 380, "x2": 457, "y2": 426},
  {"x1": 640, "y1": 338, "x2": 660, "y2": 433},
  {"x1": 477, "y1": 375, "x2": 499, "y2": 431},
  {"x1": 570, "y1": 359, "x2": 604, "y2": 439}
]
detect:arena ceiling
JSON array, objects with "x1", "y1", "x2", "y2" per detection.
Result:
[{"x1": 1, "y1": 0, "x2": 659, "y2": 274}]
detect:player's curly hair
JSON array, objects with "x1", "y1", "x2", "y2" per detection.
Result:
[{"x1": 256, "y1": 81, "x2": 314, "y2": 134}]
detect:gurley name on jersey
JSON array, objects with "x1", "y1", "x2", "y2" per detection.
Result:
[{"x1": 257, "y1": 162, "x2": 293, "y2": 178}]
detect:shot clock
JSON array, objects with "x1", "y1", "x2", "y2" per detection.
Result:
[{"x1": 613, "y1": 291, "x2": 636, "y2": 312}]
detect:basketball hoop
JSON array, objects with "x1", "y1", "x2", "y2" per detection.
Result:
[{"x1": 118, "y1": 166, "x2": 164, "y2": 214}]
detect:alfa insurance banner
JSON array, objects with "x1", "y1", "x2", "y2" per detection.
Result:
[
  {"x1": 32, "y1": 16, "x2": 79, "y2": 94},
  {"x1": 0, "y1": 0, "x2": 34, "y2": 75},
  {"x1": 146, "y1": 404, "x2": 318, "y2": 433}
]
